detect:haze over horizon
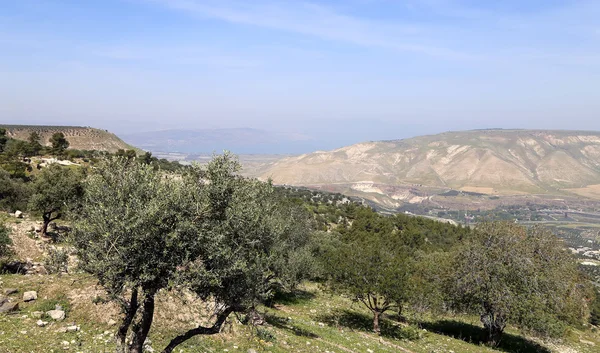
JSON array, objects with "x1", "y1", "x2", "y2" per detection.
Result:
[{"x1": 2, "y1": 0, "x2": 600, "y2": 152}]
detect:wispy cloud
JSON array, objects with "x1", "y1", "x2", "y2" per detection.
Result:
[{"x1": 146, "y1": 0, "x2": 478, "y2": 60}]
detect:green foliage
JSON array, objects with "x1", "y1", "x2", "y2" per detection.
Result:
[
  {"x1": 73, "y1": 153, "x2": 314, "y2": 353},
  {"x1": 255, "y1": 327, "x2": 276, "y2": 342},
  {"x1": 590, "y1": 289, "x2": 600, "y2": 326},
  {"x1": 24, "y1": 132, "x2": 43, "y2": 156},
  {"x1": 0, "y1": 169, "x2": 31, "y2": 211},
  {"x1": 0, "y1": 223, "x2": 13, "y2": 259},
  {"x1": 114, "y1": 148, "x2": 137, "y2": 159},
  {"x1": 323, "y1": 207, "x2": 410, "y2": 333},
  {"x1": 44, "y1": 247, "x2": 69, "y2": 274},
  {"x1": 0, "y1": 128, "x2": 7, "y2": 153},
  {"x1": 49, "y1": 132, "x2": 69, "y2": 155},
  {"x1": 28, "y1": 164, "x2": 84, "y2": 236},
  {"x1": 448, "y1": 221, "x2": 590, "y2": 346}
]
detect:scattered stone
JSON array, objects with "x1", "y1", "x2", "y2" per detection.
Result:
[
  {"x1": 34, "y1": 265, "x2": 48, "y2": 275},
  {"x1": 20, "y1": 330, "x2": 27, "y2": 335},
  {"x1": 3, "y1": 288, "x2": 18, "y2": 296},
  {"x1": 57, "y1": 327, "x2": 68, "y2": 333},
  {"x1": 0, "y1": 302, "x2": 19, "y2": 313},
  {"x1": 31, "y1": 311, "x2": 44, "y2": 319},
  {"x1": 107, "y1": 319, "x2": 117, "y2": 326},
  {"x1": 47, "y1": 309, "x2": 66, "y2": 321},
  {"x1": 37, "y1": 320, "x2": 48, "y2": 327},
  {"x1": 61, "y1": 341, "x2": 70, "y2": 346},
  {"x1": 318, "y1": 322, "x2": 325, "y2": 327},
  {"x1": 248, "y1": 350, "x2": 258, "y2": 353},
  {"x1": 14, "y1": 210, "x2": 23, "y2": 218},
  {"x1": 66, "y1": 325, "x2": 80, "y2": 332},
  {"x1": 23, "y1": 291, "x2": 38, "y2": 302}
]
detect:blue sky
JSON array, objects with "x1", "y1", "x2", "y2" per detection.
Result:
[{"x1": 1, "y1": 0, "x2": 600, "y2": 151}]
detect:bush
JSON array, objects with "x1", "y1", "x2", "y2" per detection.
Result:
[
  {"x1": 44, "y1": 247, "x2": 69, "y2": 274},
  {"x1": 0, "y1": 223, "x2": 12, "y2": 259}
]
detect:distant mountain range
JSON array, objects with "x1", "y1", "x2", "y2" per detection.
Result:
[
  {"x1": 120, "y1": 128, "x2": 316, "y2": 154},
  {"x1": 253, "y1": 129, "x2": 600, "y2": 209}
]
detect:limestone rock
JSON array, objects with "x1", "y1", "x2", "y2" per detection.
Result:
[
  {"x1": 46, "y1": 309, "x2": 66, "y2": 321},
  {"x1": 37, "y1": 320, "x2": 48, "y2": 327},
  {"x1": 23, "y1": 291, "x2": 37, "y2": 302},
  {"x1": 66, "y1": 325, "x2": 80, "y2": 332},
  {"x1": 14, "y1": 210, "x2": 23, "y2": 218},
  {"x1": 3, "y1": 288, "x2": 18, "y2": 296},
  {"x1": 0, "y1": 302, "x2": 19, "y2": 313}
]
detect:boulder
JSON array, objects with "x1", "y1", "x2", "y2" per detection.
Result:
[
  {"x1": 34, "y1": 265, "x2": 48, "y2": 275},
  {"x1": 14, "y1": 210, "x2": 23, "y2": 218},
  {"x1": 3, "y1": 288, "x2": 18, "y2": 296},
  {"x1": 46, "y1": 309, "x2": 66, "y2": 321},
  {"x1": 23, "y1": 291, "x2": 37, "y2": 302},
  {"x1": 0, "y1": 302, "x2": 19, "y2": 313},
  {"x1": 66, "y1": 325, "x2": 80, "y2": 332}
]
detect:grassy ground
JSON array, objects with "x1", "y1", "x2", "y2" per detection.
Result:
[{"x1": 0, "y1": 276, "x2": 598, "y2": 353}]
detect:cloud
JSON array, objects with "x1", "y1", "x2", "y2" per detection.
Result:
[{"x1": 146, "y1": 0, "x2": 477, "y2": 60}]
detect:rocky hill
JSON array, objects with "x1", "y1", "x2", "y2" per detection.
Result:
[
  {"x1": 257, "y1": 129, "x2": 600, "y2": 208},
  {"x1": 0, "y1": 125, "x2": 136, "y2": 153}
]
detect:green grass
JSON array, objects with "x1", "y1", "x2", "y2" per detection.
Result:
[{"x1": 0, "y1": 276, "x2": 598, "y2": 353}]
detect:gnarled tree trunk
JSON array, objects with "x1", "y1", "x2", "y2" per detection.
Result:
[
  {"x1": 161, "y1": 306, "x2": 236, "y2": 353},
  {"x1": 129, "y1": 289, "x2": 157, "y2": 353},
  {"x1": 116, "y1": 288, "x2": 139, "y2": 353},
  {"x1": 480, "y1": 310, "x2": 506, "y2": 347}
]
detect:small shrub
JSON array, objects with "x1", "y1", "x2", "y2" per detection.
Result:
[
  {"x1": 255, "y1": 328, "x2": 276, "y2": 342},
  {"x1": 44, "y1": 247, "x2": 69, "y2": 274},
  {"x1": 0, "y1": 223, "x2": 13, "y2": 259}
]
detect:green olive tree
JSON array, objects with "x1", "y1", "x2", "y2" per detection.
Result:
[
  {"x1": 449, "y1": 221, "x2": 591, "y2": 347},
  {"x1": 323, "y1": 208, "x2": 410, "y2": 334},
  {"x1": 73, "y1": 154, "x2": 314, "y2": 353},
  {"x1": 28, "y1": 164, "x2": 84, "y2": 237}
]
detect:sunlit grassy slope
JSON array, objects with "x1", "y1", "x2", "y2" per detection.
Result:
[{"x1": 1, "y1": 276, "x2": 598, "y2": 353}]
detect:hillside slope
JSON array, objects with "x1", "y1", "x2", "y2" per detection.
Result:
[
  {"x1": 1, "y1": 125, "x2": 136, "y2": 153},
  {"x1": 258, "y1": 129, "x2": 600, "y2": 206}
]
